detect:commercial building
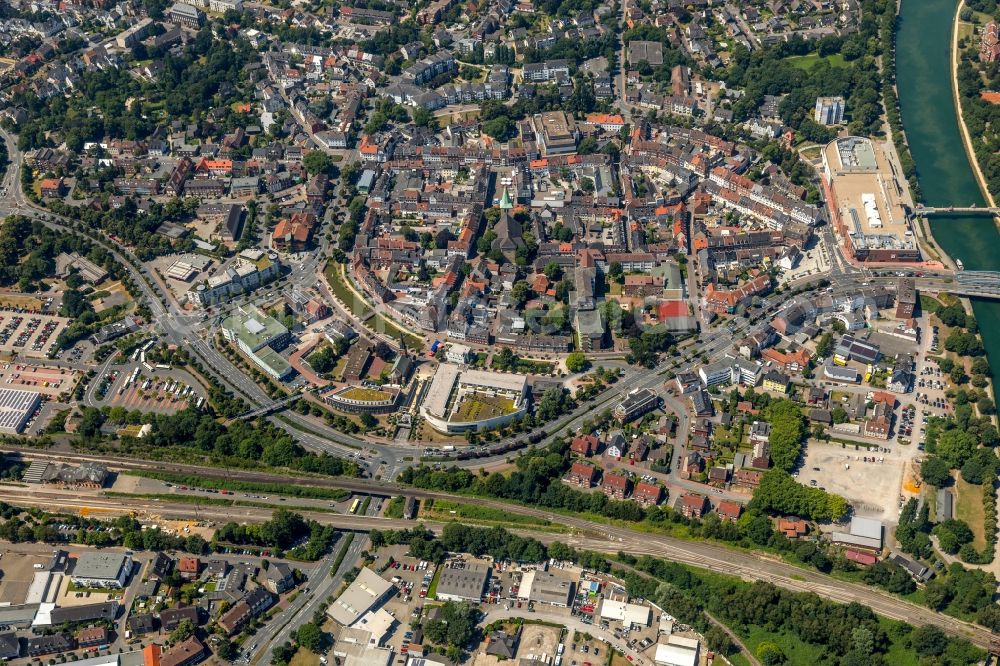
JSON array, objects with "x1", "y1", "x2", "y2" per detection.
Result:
[
  {"x1": 188, "y1": 250, "x2": 280, "y2": 306},
  {"x1": 814, "y1": 96, "x2": 845, "y2": 125},
  {"x1": 517, "y1": 569, "x2": 574, "y2": 607},
  {"x1": 420, "y1": 364, "x2": 529, "y2": 433},
  {"x1": 0, "y1": 387, "x2": 40, "y2": 435},
  {"x1": 821, "y1": 137, "x2": 919, "y2": 263},
  {"x1": 71, "y1": 552, "x2": 132, "y2": 589},
  {"x1": 327, "y1": 568, "x2": 394, "y2": 626},
  {"x1": 221, "y1": 306, "x2": 292, "y2": 380},
  {"x1": 614, "y1": 389, "x2": 660, "y2": 423},
  {"x1": 532, "y1": 111, "x2": 578, "y2": 156},
  {"x1": 433, "y1": 562, "x2": 491, "y2": 602}
]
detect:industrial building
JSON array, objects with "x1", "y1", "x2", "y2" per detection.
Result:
[
  {"x1": 434, "y1": 562, "x2": 491, "y2": 602},
  {"x1": 327, "y1": 568, "x2": 394, "y2": 626},
  {"x1": 0, "y1": 388, "x2": 40, "y2": 434},
  {"x1": 516, "y1": 569, "x2": 574, "y2": 607},
  {"x1": 831, "y1": 516, "x2": 883, "y2": 551}
]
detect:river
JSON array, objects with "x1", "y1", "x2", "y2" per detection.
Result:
[{"x1": 896, "y1": 0, "x2": 1000, "y2": 366}]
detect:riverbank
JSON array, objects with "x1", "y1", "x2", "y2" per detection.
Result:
[{"x1": 952, "y1": 0, "x2": 998, "y2": 210}]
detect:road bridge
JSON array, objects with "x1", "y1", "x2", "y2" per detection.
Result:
[
  {"x1": 232, "y1": 392, "x2": 303, "y2": 420},
  {"x1": 915, "y1": 205, "x2": 1000, "y2": 215}
]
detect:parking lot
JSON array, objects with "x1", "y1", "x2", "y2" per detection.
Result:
[
  {"x1": 799, "y1": 441, "x2": 908, "y2": 521},
  {"x1": 0, "y1": 362, "x2": 79, "y2": 398},
  {"x1": 0, "y1": 312, "x2": 69, "y2": 357},
  {"x1": 100, "y1": 367, "x2": 205, "y2": 413}
]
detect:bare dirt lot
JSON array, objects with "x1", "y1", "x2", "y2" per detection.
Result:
[
  {"x1": 799, "y1": 441, "x2": 906, "y2": 522},
  {"x1": 517, "y1": 624, "x2": 561, "y2": 663},
  {"x1": 0, "y1": 552, "x2": 51, "y2": 604}
]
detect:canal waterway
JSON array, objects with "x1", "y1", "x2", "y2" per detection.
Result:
[{"x1": 896, "y1": 0, "x2": 1000, "y2": 364}]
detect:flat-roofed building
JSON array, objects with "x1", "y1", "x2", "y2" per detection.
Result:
[
  {"x1": 599, "y1": 600, "x2": 651, "y2": 628},
  {"x1": 654, "y1": 635, "x2": 699, "y2": 666},
  {"x1": 71, "y1": 552, "x2": 132, "y2": 589},
  {"x1": 327, "y1": 568, "x2": 394, "y2": 626},
  {"x1": 0, "y1": 388, "x2": 40, "y2": 434},
  {"x1": 420, "y1": 364, "x2": 529, "y2": 433},
  {"x1": 221, "y1": 306, "x2": 292, "y2": 380},
  {"x1": 434, "y1": 562, "x2": 490, "y2": 602},
  {"x1": 821, "y1": 137, "x2": 918, "y2": 263},
  {"x1": 517, "y1": 569, "x2": 573, "y2": 607},
  {"x1": 532, "y1": 111, "x2": 578, "y2": 156}
]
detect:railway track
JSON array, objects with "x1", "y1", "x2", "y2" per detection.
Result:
[{"x1": 0, "y1": 446, "x2": 992, "y2": 648}]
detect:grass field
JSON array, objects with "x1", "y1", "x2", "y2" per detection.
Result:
[
  {"x1": 339, "y1": 387, "x2": 393, "y2": 402},
  {"x1": 371, "y1": 312, "x2": 424, "y2": 351},
  {"x1": 452, "y1": 393, "x2": 516, "y2": 422},
  {"x1": 323, "y1": 260, "x2": 372, "y2": 317},
  {"x1": 0, "y1": 294, "x2": 44, "y2": 310},
  {"x1": 423, "y1": 499, "x2": 552, "y2": 526},
  {"x1": 786, "y1": 52, "x2": 846, "y2": 70},
  {"x1": 955, "y1": 475, "x2": 987, "y2": 549}
]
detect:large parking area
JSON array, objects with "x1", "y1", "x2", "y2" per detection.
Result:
[
  {"x1": 98, "y1": 366, "x2": 205, "y2": 413},
  {"x1": 0, "y1": 313, "x2": 69, "y2": 357},
  {"x1": 798, "y1": 441, "x2": 908, "y2": 521},
  {"x1": 0, "y1": 362, "x2": 79, "y2": 398}
]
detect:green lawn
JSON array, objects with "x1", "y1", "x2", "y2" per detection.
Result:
[
  {"x1": 955, "y1": 475, "x2": 988, "y2": 549},
  {"x1": 742, "y1": 627, "x2": 828, "y2": 665},
  {"x1": 371, "y1": 312, "x2": 424, "y2": 351},
  {"x1": 787, "y1": 52, "x2": 846, "y2": 70},
  {"x1": 323, "y1": 260, "x2": 372, "y2": 318}
]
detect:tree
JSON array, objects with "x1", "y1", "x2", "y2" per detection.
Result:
[
  {"x1": 359, "y1": 413, "x2": 378, "y2": 430},
  {"x1": 303, "y1": 150, "x2": 333, "y2": 176},
  {"x1": 911, "y1": 625, "x2": 948, "y2": 658},
  {"x1": 565, "y1": 352, "x2": 590, "y2": 373},
  {"x1": 749, "y1": 470, "x2": 848, "y2": 521},
  {"x1": 608, "y1": 261, "x2": 624, "y2": 283},
  {"x1": 920, "y1": 456, "x2": 952, "y2": 486},
  {"x1": 933, "y1": 519, "x2": 975, "y2": 554},
  {"x1": 936, "y1": 429, "x2": 978, "y2": 468},
  {"x1": 169, "y1": 619, "x2": 195, "y2": 643},
  {"x1": 704, "y1": 626, "x2": 734, "y2": 655},
  {"x1": 756, "y1": 641, "x2": 785, "y2": 665},
  {"x1": 815, "y1": 332, "x2": 834, "y2": 358},
  {"x1": 961, "y1": 448, "x2": 998, "y2": 484},
  {"x1": 295, "y1": 622, "x2": 325, "y2": 652}
]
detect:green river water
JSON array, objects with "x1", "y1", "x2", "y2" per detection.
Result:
[{"x1": 896, "y1": 0, "x2": 1000, "y2": 363}]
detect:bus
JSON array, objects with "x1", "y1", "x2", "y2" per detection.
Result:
[{"x1": 349, "y1": 498, "x2": 361, "y2": 514}]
